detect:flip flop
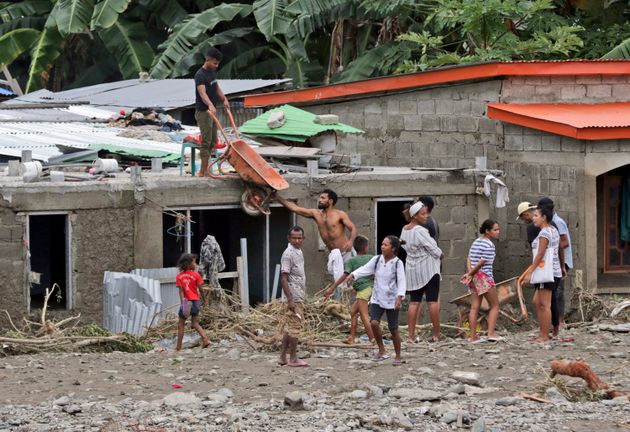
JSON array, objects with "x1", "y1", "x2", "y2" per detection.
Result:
[
  {"x1": 557, "y1": 337, "x2": 575, "y2": 342},
  {"x1": 392, "y1": 359, "x2": 405, "y2": 366},
  {"x1": 285, "y1": 360, "x2": 310, "y2": 368},
  {"x1": 372, "y1": 354, "x2": 390, "y2": 362},
  {"x1": 201, "y1": 342, "x2": 211, "y2": 349},
  {"x1": 487, "y1": 336, "x2": 504, "y2": 342}
]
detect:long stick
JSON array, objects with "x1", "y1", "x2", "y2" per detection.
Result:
[{"x1": 308, "y1": 342, "x2": 374, "y2": 350}]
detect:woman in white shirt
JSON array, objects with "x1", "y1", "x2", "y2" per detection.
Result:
[
  {"x1": 401, "y1": 201, "x2": 443, "y2": 342},
  {"x1": 345, "y1": 235, "x2": 406, "y2": 366},
  {"x1": 518, "y1": 206, "x2": 562, "y2": 343}
]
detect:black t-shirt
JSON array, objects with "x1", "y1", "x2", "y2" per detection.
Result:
[
  {"x1": 422, "y1": 216, "x2": 440, "y2": 241},
  {"x1": 194, "y1": 67, "x2": 220, "y2": 112}
]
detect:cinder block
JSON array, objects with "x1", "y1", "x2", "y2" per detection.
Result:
[
  {"x1": 470, "y1": 103, "x2": 486, "y2": 116},
  {"x1": 364, "y1": 102, "x2": 382, "y2": 114},
  {"x1": 560, "y1": 136, "x2": 585, "y2": 152},
  {"x1": 617, "y1": 139, "x2": 630, "y2": 152},
  {"x1": 387, "y1": 99, "x2": 400, "y2": 114},
  {"x1": 439, "y1": 223, "x2": 467, "y2": 241},
  {"x1": 612, "y1": 84, "x2": 630, "y2": 99},
  {"x1": 399, "y1": 100, "x2": 417, "y2": 115},
  {"x1": 601, "y1": 75, "x2": 627, "y2": 84},
  {"x1": 541, "y1": 135, "x2": 561, "y2": 151},
  {"x1": 457, "y1": 117, "x2": 478, "y2": 132},
  {"x1": 0, "y1": 242, "x2": 22, "y2": 260},
  {"x1": 395, "y1": 141, "x2": 412, "y2": 157},
  {"x1": 478, "y1": 118, "x2": 498, "y2": 134},
  {"x1": 504, "y1": 134, "x2": 524, "y2": 151},
  {"x1": 453, "y1": 101, "x2": 472, "y2": 115},
  {"x1": 387, "y1": 114, "x2": 405, "y2": 132},
  {"x1": 436, "y1": 100, "x2": 455, "y2": 115},
  {"x1": 417, "y1": 100, "x2": 435, "y2": 115},
  {"x1": 549, "y1": 180, "x2": 569, "y2": 196},
  {"x1": 523, "y1": 134, "x2": 542, "y2": 151},
  {"x1": 525, "y1": 76, "x2": 551, "y2": 85},
  {"x1": 503, "y1": 123, "x2": 524, "y2": 135},
  {"x1": 575, "y1": 75, "x2": 602, "y2": 84},
  {"x1": 403, "y1": 115, "x2": 423, "y2": 131},
  {"x1": 586, "y1": 84, "x2": 612, "y2": 98},
  {"x1": 546, "y1": 165, "x2": 560, "y2": 180},
  {"x1": 451, "y1": 206, "x2": 475, "y2": 223},
  {"x1": 534, "y1": 85, "x2": 559, "y2": 95},
  {"x1": 467, "y1": 80, "x2": 502, "y2": 101},
  {"x1": 421, "y1": 115, "x2": 440, "y2": 131},
  {"x1": 549, "y1": 76, "x2": 577, "y2": 85},
  {"x1": 0, "y1": 227, "x2": 12, "y2": 241},
  {"x1": 589, "y1": 139, "x2": 619, "y2": 153},
  {"x1": 560, "y1": 85, "x2": 586, "y2": 100},
  {"x1": 440, "y1": 116, "x2": 458, "y2": 132}
]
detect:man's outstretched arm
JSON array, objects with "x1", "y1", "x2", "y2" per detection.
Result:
[{"x1": 273, "y1": 193, "x2": 317, "y2": 219}]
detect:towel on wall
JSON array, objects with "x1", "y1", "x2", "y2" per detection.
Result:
[{"x1": 483, "y1": 174, "x2": 510, "y2": 208}]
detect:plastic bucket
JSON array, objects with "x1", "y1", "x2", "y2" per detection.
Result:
[
  {"x1": 50, "y1": 170, "x2": 65, "y2": 182},
  {"x1": 94, "y1": 158, "x2": 119, "y2": 173},
  {"x1": 19, "y1": 161, "x2": 42, "y2": 177}
]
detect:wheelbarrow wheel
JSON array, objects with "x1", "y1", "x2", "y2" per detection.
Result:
[{"x1": 241, "y1": 187, "x2": 270, "y2": 217}]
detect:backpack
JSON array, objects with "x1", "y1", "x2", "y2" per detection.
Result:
[{"x1": 372, "y1": 254, "x2": 401, "y2": 286}]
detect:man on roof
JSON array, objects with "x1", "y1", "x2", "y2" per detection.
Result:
[
  {"x1": 273, "y1": 189, "x2": 358, "y2": 299},
  {"x1": 194, "y1": 47, "x2": 230, "y2": 177}
]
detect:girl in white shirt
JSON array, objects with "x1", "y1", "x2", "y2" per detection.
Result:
[{"x1": 345, "y1": 235, "x2": 406, "y2": 365}]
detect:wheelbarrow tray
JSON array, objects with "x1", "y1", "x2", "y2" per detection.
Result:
[
  {"x1": 449, "y1": 276, "x2": 520, "y2": 312},
  {"x1": 226, "y1": 139, "x2": 289, "y2": 191}
]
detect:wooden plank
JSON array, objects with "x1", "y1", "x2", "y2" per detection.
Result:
[{"x1": 255, "y1": 146, "x2": 321, "y2": 159}]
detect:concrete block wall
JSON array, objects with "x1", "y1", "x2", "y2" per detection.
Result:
[
  {"x1": 307, "y1": 80, "x2": 503, "y2": 169},
  {"x1": 0, "y1": 208, "x2": 25, "y2": 329},
  {"x1": 501, "y1": 75, "x2": 630, "y2": 103}
]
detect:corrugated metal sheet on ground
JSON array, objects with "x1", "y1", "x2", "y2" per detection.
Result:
[
  {"x1": 0, "y1": 87, "x2": 14, "y2": 96},
  {"x1": 239, "y1": 104, "x2": 364, "y2": 142},
  {"x1": 103, "y1": 272, "x2": 162, "y2": 336},
  {"x1": 131, "y1": 267, "x2": 181, "y2": 317},
  {"x1": 5, "y1": 78, "x2": 291, "y2": 113},
  {"x1": 0, "y1": 122, "x2": 189, "y2": 162},
  {"x1": 487, "y1": 102, "x2": 630, "y2": 129}
]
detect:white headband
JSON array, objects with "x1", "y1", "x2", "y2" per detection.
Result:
[{"x1": 409, "y1": 201, "x2": 424, "y2": 218}]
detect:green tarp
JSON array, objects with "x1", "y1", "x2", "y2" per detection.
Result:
[{"x1": 238, "y1": 104, "x2": 364, "y2": 143}]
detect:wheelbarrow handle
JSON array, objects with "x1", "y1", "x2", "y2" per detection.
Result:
[
  {"x1": 208, "y1": 111, "x2": 232, "y2": 147},
  {"x1": 225, "y1": 109, "x2": 240, "y2": 139}
]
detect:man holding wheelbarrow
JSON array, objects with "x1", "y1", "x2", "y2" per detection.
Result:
[
  {"x1": 194, "y1": 47, "x2": 230, "y2": 177},
  {"x1": 274, "y1": 189, "x2": 357, "y2": 300}
]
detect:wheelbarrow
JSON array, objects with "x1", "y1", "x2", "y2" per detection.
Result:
[
  {"x1": 448, "y1": 276, "x2": 528, "y2": 337},
  {"x1": 207, "y1": 110, "x2": 289, "y2": 216}
]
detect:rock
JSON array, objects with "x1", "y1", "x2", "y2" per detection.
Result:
[
  {"x1": 53, "y1": 396, "x2": 71, "y2": 406},
  {"x1": 440, "y1": 410, "x2": 470, "y2": 425},
  {"x1": 390, "y1": 407, "x2": 413, "y2": 429},
  {"x1": 416, "y1": 367, "x2": 434, "y2": 375},
  {"x1": 464, "y1": 385, "x2": 497, "y2": 395},
  {"x1": 284, "y1": 391, "x2": 310, "y2": 410},
  {"x1": 217, "y1": 388, "x2": 234, "y2": 398},
  {"x1": 350, "y1": 390, "x2": 368, "y2": 399},
  {"x1": 472, "y1": 417, "x2": 486, "y2": 432},
  {"x1": 495, "y1": 396, "x2": 520, "y2": 406},
  {"x1": 224, "y1": 407, "x2": 245, "y2": 421},
  {"x1": 163, "y1": 392, "x2": 202, "y2": 409},
  {"x1": 452, "y1": 371, "x2": 481, "y2": 386},
  {"x1": 63, "y1": 404, "x2": 81, "y2": 414},
  {"x1": 543, "y1": 387, "x2": 568, "y2": 403},
  {"x1": 389, "y1": 388, "x2": 441, "y2": 401},
  {"x1": 609, "y1": 352, "x2": 625, "y2": 358},
  {"x1": 366, "y1": 385, "x2": 383, "y2": 398},
  {"x1": 204, "y1": 393, "x2": 229, "y2": 407},
  {"x1": 227, "y1": 349, "x2": 241, "y2": 361},
  {"x1": 446, "y1": 383, "x2": 465, "y2": 395}
]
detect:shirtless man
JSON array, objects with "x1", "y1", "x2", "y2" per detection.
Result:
[{"x1": 273, "y1": 189, "x2": 357, "y2": 299}]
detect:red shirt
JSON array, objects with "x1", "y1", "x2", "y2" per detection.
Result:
[{"x1": 176, "y1": 270, "x2": 203, "y2": 301}]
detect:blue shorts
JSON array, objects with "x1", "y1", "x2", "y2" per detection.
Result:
[{"x1": 178, "y1": 300, "x2": 201, "y2": 320}]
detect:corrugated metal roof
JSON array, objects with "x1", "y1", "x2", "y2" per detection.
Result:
[
  {"x1": 0, "y1": 107, "x2": 96, "y2": 122},
  {"x1": 244, "y1": 60, "x2": 630, "y2": 107},
  {"x1": 487, "y1": 102, "x2": 630, "y2": 140},
  {"x1": 5, "y1": 78, "x2": 292, "y2": 113},
  {"x1": 239, "y1": 104, "x2": 363, "y2": 142},
  {"x1": 0, "y1": 121, "x2": 190, "y2": 161}
]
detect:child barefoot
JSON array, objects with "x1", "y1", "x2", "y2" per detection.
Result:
[
  {"x1": 325, "y1": 235, "x2": 375, "y2": 345},
  {"x1": 345, "y1": 235, "x2": 406, "y2": 365},
  {"x1": 175, "y1": 253, "x2": 210, "y2": 351}
]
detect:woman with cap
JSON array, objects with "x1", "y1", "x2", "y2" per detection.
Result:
[{"x1": 401, "y1": 201, "x2": 444, "y2": 342}]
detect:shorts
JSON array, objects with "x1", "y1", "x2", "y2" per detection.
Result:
[
  {"x1": 194, "y1": 110, "x2": 218, "y2": 158},
  {"x1": 281, "y1": 302, "x2": 305, "y2": 337},
  {"x1": 178, "y1": 299, "x2": 201, "y2": 320},
  {"x1": 408, "y1": 274, "x2": 440, "y2": 303},
  {"x1": 369, "y1": 303, "x2": 399, "y2": 332},
  {"x1": 467, "y1": 271, "x2": 495, "y2": 296},
  {"x1": 355, "y1": 286, "x2": 372, "y2": 302},
  {"x1": 534, "y1": 277, "x2": 560, "y2": 291}
]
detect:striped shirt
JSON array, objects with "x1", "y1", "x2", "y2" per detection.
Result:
[
  {"x1": 532, "y1": 226, "x2": 562, "y2": 278},
  {"x1": 400, "y1": 225, "x2": 442, "y2": 291},
  {"x1": 468, "y1": 238, "x2": 496, "y2": 281}
]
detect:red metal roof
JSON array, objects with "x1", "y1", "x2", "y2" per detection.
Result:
[
  {"x1": 487, "y1": 102, "x2": 630, "y2": 140},
  {"x1": 244, "y1": 60, "x2": 630, "y2": 107}
]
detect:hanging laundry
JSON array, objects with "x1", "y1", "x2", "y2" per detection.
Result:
[
  {"x1": 199, "y1": 235, "x2": 226, "y2": 288},
  {"x1": 483, "y1": 174, "x2": 510, "y2": 208}
]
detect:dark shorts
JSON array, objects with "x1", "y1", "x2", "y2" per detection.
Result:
[
  {"x1": 369, "y1": 303, "x2": 400, "y2": 332},
  {"x1": 534, "y1": 277, "x2": 560, "y2": 291},
  {"x1": 178, "y1": 300, "x2": 201, "y2": 320},
  {"x1": 194, "y1": 111, "x2": 217, "y2": 158},
  {"x1": 408, "y1": 274, "x2": 440, "y2": 303}
]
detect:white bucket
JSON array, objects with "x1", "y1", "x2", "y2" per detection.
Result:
[
  {"x1": 94, "y1": 158, "x2": 119, "y2": 173},
  {"x1": 50, "y1": 170, "x2": 65, "y2": 182},
  {"x1": 19, "y1": 161, "x2": 42, "y2": 177}
]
